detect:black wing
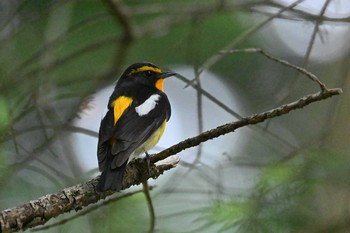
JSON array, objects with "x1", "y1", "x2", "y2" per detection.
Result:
[
  {"x1": 97, "y1": 93, "x2": 170, "y2": 172},
  {"x1": 97, "y1": 108, "x2": 115, "y2": 172}
]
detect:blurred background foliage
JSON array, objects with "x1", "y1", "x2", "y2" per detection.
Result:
[{"x1": 0, "y1": 0, "x2": 350, "y2": 232}]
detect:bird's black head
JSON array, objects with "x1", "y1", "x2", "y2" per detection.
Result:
[{"x1": 117, "y1": 62, "x2": 176, "y2": 91}]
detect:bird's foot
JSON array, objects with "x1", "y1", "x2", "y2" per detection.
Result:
[{"x1": 144, "y1": 151, "x2": 152, "y2": 177}]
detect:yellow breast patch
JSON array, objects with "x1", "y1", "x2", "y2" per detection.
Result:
[
  {"x1": 133, "y1": 120, "x2": 167, "y2": 156},
  {"x1": 111, "y1": 96, "x2": 133, "y2": 125}
]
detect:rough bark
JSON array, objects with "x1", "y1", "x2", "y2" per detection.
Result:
[{"x1": 0, "y1": 156, "x2": 179, "y2": 233}]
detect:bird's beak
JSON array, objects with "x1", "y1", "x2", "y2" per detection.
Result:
[{"x1": 161, "y1": 71, "x2": 177, "y2": 78}]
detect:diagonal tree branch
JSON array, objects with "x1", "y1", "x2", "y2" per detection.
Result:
[
  {"x1": 0, "y1": 86, "x2": 342, "y2": 233},
  {"x1": 151, "y1": 88, "x2": 342, "y2": 163}
]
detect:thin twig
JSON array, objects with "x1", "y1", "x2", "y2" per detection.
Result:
[
  {"x1": 178, "y1": 72, "x2": 296, "y2": 151},
  {"x1": 219, "y1": 48, "x2": 327, "y2": 90},
  {"x1": 142, "y1": 181, "x2": 155, "y2": 233},
  {"x1": 184, "y1": 0, "x2": 306, "y2": 87},
  {"x1": 272, "y1": 0, "x2": 332, "y2": 105}
]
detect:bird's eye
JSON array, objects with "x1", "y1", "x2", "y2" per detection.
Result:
[{"x1": 144, "y1": 70, "x2": 154, "y2": 77}]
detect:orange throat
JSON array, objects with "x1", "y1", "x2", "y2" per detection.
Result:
[{"x1": 155, "y1": 78, "x2": 164, "y2": 91}]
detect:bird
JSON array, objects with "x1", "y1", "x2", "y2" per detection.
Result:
[{"x1": 96, "y1": 62, "x2": 176, "y2": 192}]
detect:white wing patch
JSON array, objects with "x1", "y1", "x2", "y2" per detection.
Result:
[{"x1": 135, "y1": 94, "x2": 160, "y2": 116}]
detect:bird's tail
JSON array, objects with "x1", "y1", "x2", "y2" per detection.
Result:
[{"x1": 96, "y1": 161, "x2": 127, "y2": 192}]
